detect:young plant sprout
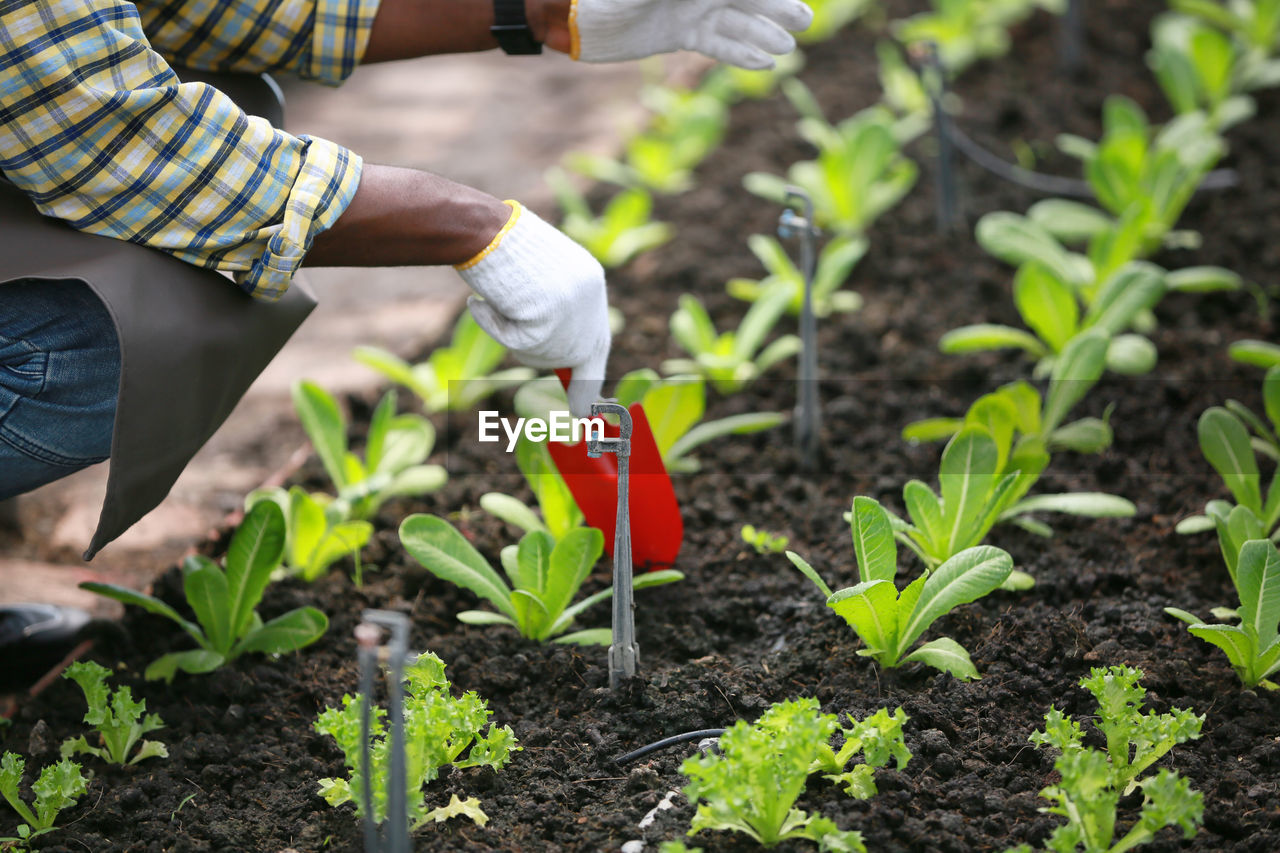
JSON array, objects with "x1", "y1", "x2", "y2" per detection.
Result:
[
  {"x1": 1166, "y1": 538, "x2": 1280, "y2": 688},
  {"x1": 314, "y1": 614, "x2": 517, "y2": 845},
  {"x1": 778, "y1": 186, "x2": 822, "y2": 470},
  {"x1": 744, "y1": 97, "x2": 918, "y2": 235},
  {"x1": 1149, "y1": 12, "x2": 1256, "y2": 131},
  {"x1": 663, "y1": 288, "x2": 800, "y2": 395},
  {"x1": 726, "y1": 233, "x2": 866, "y2": 318},
  {"x1": 60, "y1": 661, "x2": 167, "y2": 766},
  {"x1": 796, "y1": 0, "x2": 872, "y2": 44},
  {"x1": 1174, "y1": 0, "x2": 1280, "y2": 57},
  {"x1": 790, "y1": 497, "x2": 1014, "y2": 680},
  {"x1": 479, "y1": 437, "x2": 585, "y2": 543},
  {"x1": 1177, "y1": 368, "x2": 1280, "y2": 539},
  {"x1": 0, "y1": 754, "x2": 88, "y2": 847},
  {"x1": 246, "y1": 486, "x2": 374, "y2": 584},
  {"x1": 81, "y1": 501, "x2": 329, "y2": 682},
  {"x1": 741, "y1": 524, "x2": 789, "y2": 554},
  {"x1": 546, "y1": 168, "x2": 674, "y2": 268},
  {"x1": 1008, "y1": 666, "x2": 1204, "y2": 852},
  {"x1": 399, "y1": 515, "x2": 681, "y2": 647},
  {"x1": 893, "y1": 0, "x2": 1065, "y2": 74},
  {"x1": 354, "y1": 310, "x2": 534, "y2": 414},
  {"x1": 289, "y1": 383, "x2": 447, "y2": 522},
  {"x1": 677, "y1": 697, "x2": 910, "y2": 851}
]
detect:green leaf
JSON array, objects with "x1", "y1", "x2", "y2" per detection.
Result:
[
  {"x1": 235, "y1": 607, "x2": 328, "y2": 656},
  {"x1": 1228, "y1": 339, "x2": 1280, "y2": 369},
  {"x1": 399, "y1": 515, "x2": 516, "y2": 619},
  {"x1": 553, "y1": 628, "x2": 613, "y2": 646},
  {"x1": 975, "y1": 212, "x2": 1087, "y2": 284},
  {"x1": 479, "y1": 493, "x2": 548, "y2": 536},
  {"x1": 1006, "y1": 493, "x2": 1137, "y2": 518},
  {"x1": 292, "y1": 381, "x2": 349, "y2": 489},
  {"x1": 1235, "y1": 540, "x2": 1280, "y2": 646},
  {"x1": 788, "y1": 551, "x2": 834, "y2": 599},
  {"x1": 1105, "y1": 333, "x2": 1159, "y2": 375},
  {"x1": 1199, "y1": 407, "x2": 1262, "y2": 514},
  {"x1": 902, "y1": 418, "x2": 963, "y2": 443},
  {"x1": 224, "y1": 500, "x2": 286, "y2": 643},
  {"x1": 1165, "y1": 266, "x2": 1243, "y2": 293},
  {"x1": 850, "y1": 497, "x2": 897, "y2": 584},
  {"x1": 79, "y1": 582, "x2": 206, "y2": 649},
  {"x1": 144, "y1": 650, "x2": 225, "y2": 683},
  {"x1": 938, "y1": 428, "x2": 1001, "y2": 554},
  {"x1": 899, "y1": 546, "x2": 1013, "y2": 650},
  {"x1": 1048, "y1": 417, "x2": 1114, "y2": 454},
  {"x1": 939, "y1": 324, "x2": 1047, "y2": 357},
  {"x1": 1187, "y1": 623, "x2": 1255, "y2": 676},
  {"x1": 1084, "y1": 262, "x2": 1167, "y2": 336},
  {"x1": 828, "y1": 580, "x2": 898, "y2": 657},
  {"x1": 182, "y1": 555, "x2": 231, "y2": 656},
  {"x1": 540, "y1": 527, "x2": 605, "y2": 629},
  {"x1": 1026, "y1": 199, "x2": 1113, "y2": 244},
  {"x1": 1014, "y1": 261, "x2": 1079, "y2": 352},
  {"x1": 901, "y1": 637, "x2": 979, "y2": 680},
  {"x1": 666, "y1": 412, "x2": 785, "y2": 468},
  {"x1": 902, "y1": 480, "x2": 945, "y2": 559},
  {"x1": 457, "y1": 610, "x2": 517, "y2": 627},
  {"x1": 642, "y1": 378, "x2": 705, "y2": 459},
  {"x1": 1043, "y1": 330, "x2": 1108, "y2": 434}
]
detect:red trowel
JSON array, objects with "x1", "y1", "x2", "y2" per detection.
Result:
[{"x1": 547, "y1": 369, "x2": 683, "y2": 570}]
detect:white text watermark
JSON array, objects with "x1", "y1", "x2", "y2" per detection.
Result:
[{"x1": 477, "y1": 411, "x2": 604, "y2": 452}]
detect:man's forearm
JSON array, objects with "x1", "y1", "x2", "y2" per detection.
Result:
[
  {"x1": 304, "y1": 165, "x2": 512, "y2": 268},
  {"x1": 361, "y1": 0, "x2": 573, "y2": 61}
]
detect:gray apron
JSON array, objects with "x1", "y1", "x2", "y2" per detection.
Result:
[{"x1": 0, "y1": 73, "x2": 316, "y2": 560}]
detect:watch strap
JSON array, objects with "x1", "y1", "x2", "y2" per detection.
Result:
[{"x1": 492, "y1": 0, "x2": 543, "y2": 54}]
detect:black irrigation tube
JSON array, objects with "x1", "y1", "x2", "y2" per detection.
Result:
[{"x1": 615, "y1": 729, "x2": 727, "y2": 765}]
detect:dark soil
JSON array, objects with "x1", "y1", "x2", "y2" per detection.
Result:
[{"x1": 8, "y1": 0, "x2": 1280, "y2": 851}]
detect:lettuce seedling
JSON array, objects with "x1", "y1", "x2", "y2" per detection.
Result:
[
  {"x1": 547, "y1": 169, "x2": 674, "y2": 267},
  {"x1": 0, "y1": 754, "x2": 88, "y2": 846},
  {"x1": 1166, "y1": 538, "x2": 1280, "y2": 688},
  {"x1": 1149, "y1": 12, "x2": 1256, "y2": 131},
  {"x1": 59, "y1": 662, "x2": 166, "y2": 766},
  {"x1": 799, "y1": 0, "x2": 873, "y2": 43},
  {"x1": 1177, "y1": 371, "x2": 1280, "y2": 538},
  {"x1": 479, "y1": 436, "x2": 585, "y2": 543},
  {"x1": 893, "y1": 0, "x2": 1063, "y2": 73},
  {"x1": 355, "y1": 310, "x2": 534, "y2": 414},
  {"x1": 742, "y1": 524, "x2": 789, "y2": 554},
  {"x1": 1173, "y1": 0, "x2": 1280, "y2": 54},
  {"x1": 246, "y1": 486, "x2": 373, "y2": 583},
  {"x1": 82, "y1": 501, "x2": 328, "y2": 682},
  {"x1": 1011, "y1": 667, "x2": 1204, "y2": 852},
  {"x1": 702, "y1": 50, "x2": 806, "y2": 101},
  {"x1": 905, "y1": 331, "x2": 1136, "y2": 541},
  {"x1": 290, "y1": 383, "x2": 447, "y2": 522},
  {"x1": 745, "y1": 100, "x2": 918, "y2": 236},
  {"x1": 679, "y1": 697, "x2": 909, "y2": 851},
  {"x1": 727, "y1": 233, "x2": 866, "y2": 318},
  {"x1": 315, "y1": 653, "x2": 517, "y2": 831},
  {"x1": 790, "y1": 497, "x2": 1013, "y2": 680},
  {"x1": 663, "y1": 288, "x2": 800, "y2": 395},
  {"x1": 399, "y1": 515, "x2": 682, "y2": 645}
]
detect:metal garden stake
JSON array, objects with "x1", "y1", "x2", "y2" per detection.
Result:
[
  {"x1": 778, "y1": 187, "x2": 821, "y2": 471},
  {"x1": 586, "y1": 401, "x2": 636, "y2": 689},
  {"x1": 355, "y1": 609, "x2": 413, "y2": 853}
]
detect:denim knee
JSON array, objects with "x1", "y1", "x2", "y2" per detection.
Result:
[{"x1": 0, "y1": 279, "x2": 121, "y2": 497}]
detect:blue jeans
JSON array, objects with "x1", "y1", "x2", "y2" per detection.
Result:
[{"x1": 0, "y1": 279, "x2": 120, "y2": 499}]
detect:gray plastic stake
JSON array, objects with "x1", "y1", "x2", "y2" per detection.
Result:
[
  {"x1": 586, "y1": 402, "x2": 636, "y2": 689},
  {"x1": 778, "y1": 187, "x2": 821, "y2": 471},
  {"x1": 355, "y1": 610, "x2": 414, "y2": 853}
]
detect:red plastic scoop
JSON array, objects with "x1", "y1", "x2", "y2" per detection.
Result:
[{"x1": 547, "y1": 369, "x2": 683, "y2": 570}]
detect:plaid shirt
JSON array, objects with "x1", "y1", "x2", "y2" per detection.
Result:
[{"x1": 0, "y1": 0, "x2": 379, "y2": 301}]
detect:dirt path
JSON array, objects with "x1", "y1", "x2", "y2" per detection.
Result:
[{"x1": 0, "y1": 50, "x2": 659, "y2": 613}]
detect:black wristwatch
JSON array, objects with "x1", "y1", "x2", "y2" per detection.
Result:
[{"x1": 492, "y1": 0, "x2": 543, "y2": 54}]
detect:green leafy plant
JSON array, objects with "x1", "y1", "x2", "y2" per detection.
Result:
[
  {"x1": 702, "y1": 50, "x2": 806, "y2": 102},
  {"x1": 1177, "y1": 370, "x2": 1280, "y2": 538},
  {"x1": 1149, "y1": 12, "x2": 1256, "y2": 130},
  {"x1": 663, "y1": 288, "x2": 800, "y2": 395},
  {"x1": 727, "y1": 233, "x2": 866, "y2": 318},
  {"x1": 893, "y1": 0, "x2": 1065, "y2": 73},
  {"x1": 399, "y1": 516, "x2": 682, "y2": 645},
  {"x1": 290, "y1": 383, "x2": 446, "y2": 521},
  {"x1": 1170, "y1": 0, "x2": 1280, "y2": 85},
  {"x1": 81, "y1": 501, "x2": 328, "y2": 682},
  {"x1": 1, "y1": 754, "x2": 88, "y2": 847},
  {"x1": 790, "y1": 497, "x2": 1014, "y2": 680},
  {"x1": 59, "y1": 661, "x2": 166, "y2": 766},
  {"x1": 355, "y1": 310, "x2": 534, "y2": 414},
  {"x1": 906, "y1": 331, "x2": 1137, "y2": 540},
  {"x1": 246, "y1": 486, "x2": 373, "y2": 583},
  {"x1": 314, "y1": 653, "x2": 517, "y2": 831},
  {"x1": 1166, "y1": 538, "x2": 1280, "y2": 688},
  {"x1": 479, "y1": 437, "x2": 585, "y2": 543},
  {"x1": 742, "y1": 524, "x2": 789, "y2": 554},
  {"x1": 678, "y1": 697, "x2": 909, "y2": 850},
  {"x1": 567, "y1": 85, "x2": 729, "y2": 194},
  {"x1": 745, "y1": 94, "x2": 918, "y2": 235},
  {"x1": 547, "y1": 169, "x2": 674, "y2": 267},
  {"x1": 1008, "y1": 666, "x2": 1204, "y2": 852},
  {"x1": 1230, "y1": 338, "x2": 1280, "y2": 368},
  {"x1": 799, "y1": 0, "x2": 874, "y2": 43}
]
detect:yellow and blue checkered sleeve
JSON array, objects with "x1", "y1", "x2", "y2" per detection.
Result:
[
  {"x1": 135, "y1": 0, "x2": 381, "y2": 86},
  {"x1": 0, "y1": 0, "x2": 363, "y2": 301}
]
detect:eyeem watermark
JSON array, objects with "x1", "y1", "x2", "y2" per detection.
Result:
[{"x1": 478, "y1": 411, "x2": 604, "y2": 452}]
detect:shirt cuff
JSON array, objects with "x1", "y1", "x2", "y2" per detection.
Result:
[
  {"x1": 234, "y1": 137, "x2": 363, "y2": 301},
  {"x1": 300, "y1": 0, "x2": 384, "y2": 85}
]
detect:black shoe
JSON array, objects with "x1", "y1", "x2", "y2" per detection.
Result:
[{"x1": 0, "y1": 604, "x2": 92, "y2": 694}]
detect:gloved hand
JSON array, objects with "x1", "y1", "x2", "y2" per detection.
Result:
[
  {"x1": 571, "y1": 0, "x2": 813, "y2": 69},
  {"x1": 456, "y1": 201, "x2": 610, "y2": 416}
]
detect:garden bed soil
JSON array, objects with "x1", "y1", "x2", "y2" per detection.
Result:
[{"x1": 8, "y1": 0, "x2": 1280, "y2": 850}]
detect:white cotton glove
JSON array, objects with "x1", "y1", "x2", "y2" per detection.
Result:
[
  {"x1": 455, "y1": 201, "x2": 611, "y2": 417},
  {"x1": 571, "y1": 0, "x2": 813, "y2": 69}
]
